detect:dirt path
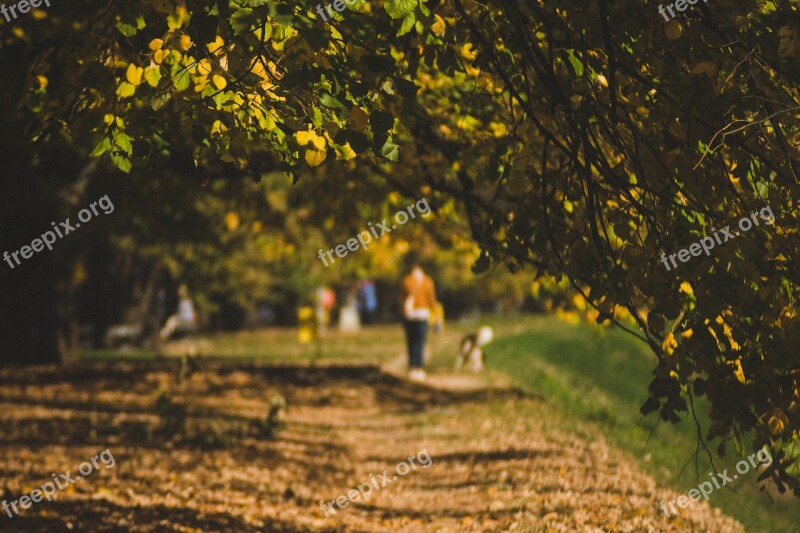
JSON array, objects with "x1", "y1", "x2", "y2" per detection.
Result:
[{"x1": 0, "y1": 361, "x2": 743, "y2": 532}]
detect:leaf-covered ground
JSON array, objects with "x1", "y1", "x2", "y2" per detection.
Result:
[{"x1": 0, "y1": 352, "x2": 746, "y2": 532}]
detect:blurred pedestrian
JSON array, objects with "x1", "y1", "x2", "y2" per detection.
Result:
[
  {"x1": 160, "y1": 284, "x2": 197, "y2": 341},
  {"x1": 399, "y1": 258, "x2": 438, "y2": 382},
  {"x1": 357, "y1": 278, "x2": 378, "y2": 324},
  {"x1": 315, "y1": 285, "x2": 336, "y2": 331},
  {"x1": 339, "y1": 284, "x2": 361, "y2": 333}
]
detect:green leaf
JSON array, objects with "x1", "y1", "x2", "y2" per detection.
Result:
[
  {"x1": 144, "y1": 67, "x2": 162, "y2": 88},
  {"x1": 566, "y1": 49, "x2": 584, "y2": 77},
  {"x1": 230, "y1": 8, "x2": 257, "y2": 36},
  {"x1": 417, "y1": 0, "x2": 430, "y2": 17},
  {"x1": 116, "y1": 81, "x2": 136, "y2": 98},
  {"x1": 319, "y1": 93, "x2": 345, "y2": 110},
  {"x1": 151, "y1": 91, "x2": 171, "y2": 111},
  {"x1": 381, "y1": 78, "x2": 395, "y2": 95},
  {"x1": 311, "y1": 107, "x2": 323, "y2": 128},
  {"x1": 167, "y1": 9, "x2": 185, "y2": 30},
  {"x1": 379, "y1": 140, "x2": 399, "y2": 161},
  {"x1": 171, "y1": 64, "x2": 191, "y2": 91},
  {"x1": 116, "y1": 9, "x2": 146, "y2": 37},
  {"x1": 398, "y1": 14, "x2": 416, "y2": 36},
  {"x1": 110, "y1": 151, "x2": 132, "y2": 173},
  {"x1": 385, "y1": 0, "x2": 416, "y2": 19},
  {"x1": 89, "y1": 137, "x2": 111, "y2": 157},
  {"x1": 113, "y1": 131, "x2": 134, "y2": 156}
]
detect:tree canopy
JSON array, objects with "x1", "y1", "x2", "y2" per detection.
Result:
[{"x1": 3, "y1": 0, "x2": 800, "y2": 496}]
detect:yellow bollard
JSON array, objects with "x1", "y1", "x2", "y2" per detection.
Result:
[{"x1": 297, "y1": 306, "x2": 318, "y2": 344}]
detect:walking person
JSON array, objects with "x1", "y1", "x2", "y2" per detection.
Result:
[{"x1": 399, "y1": 258, "x2": 439, "y2": 382}]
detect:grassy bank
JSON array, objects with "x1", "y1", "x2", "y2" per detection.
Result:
[{"x1": 486, "y1": 315, "x2": 799, "y2": 533}]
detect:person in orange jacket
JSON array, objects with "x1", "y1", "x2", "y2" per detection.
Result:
[{"x1": 399, "y1": 258, "x2": 439, "y2": 381}]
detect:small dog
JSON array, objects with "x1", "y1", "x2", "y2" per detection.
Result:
[{"x1": 455, "y1": 326, "x2": 493, "y2": 373}]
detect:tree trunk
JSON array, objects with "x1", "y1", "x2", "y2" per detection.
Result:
[{"x1": 0, "y1": 255, "x2": 63, "y2": 366}]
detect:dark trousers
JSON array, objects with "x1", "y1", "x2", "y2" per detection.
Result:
[{"x1": 404, "y1": 319, "x2": 429, "y2": 369}]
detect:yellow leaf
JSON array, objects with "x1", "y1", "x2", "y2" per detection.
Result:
[
  {"x1": 732, "y1": 358, "x2": 746, "y2": 384},
  {"x1": 722, "y1": 322, "x2": 741, "y2": 351},
  {"x1": 207, "y1": 35, "x2": 225, "y2": 56},
  {"x1": 489, "y1": 121, "x2": 508, "y2": 137},
  {"x1": 211, "y1": 119, "x2": 227, "y2": 135},
  {"x1": 431, "y1": 14, "x2": 446, "y2": 37},
  {"x1": 707, "y1": 325, "x2": 724, "y2": 351},
  {"x1": 144, "y1": 65, "x2": 161, "y2": 88},
  {"x1": 769, "y1": 411, "x2": 787, "y2": 435},
  {"x1": 193, "y1": 76, "x2": 209, "y2": 92},
  {"x1": 251, "y1": 60, "x2": 267, "y2": 78},
  {"x1": 179, "y1": 34, "x2": 193, "y2": 51},
  {"x1": 335, "y1": 142, "x2": 357, "y2": 160},
  {"x1": 36, "y1": 75, "x2": 48, "y2": 89},
  {"x1": 197, "y1": 58, "x2": 212, "y2": 76},
  {"x1": 212, "y1": 74, "x2": 227, "y2": 89},
  {"x1": 296, "y1": 129, "x2": 326, "y2": 149},
  {"x1": 116, "y1": 81, "x2": 136, "y2": 98},
  {"x1": 459, "y1": 43, "x2": 477, "y2": 61},
  {"x1": 126, "y1": 64, "x2": 144, "y2": 86},
  {"x1": 149, "y1": 38, "x2": 164, "y2": 51},
  {"x1": 154, "y1": 49, "x2": 166, "y2": 64},
  {"x1": 225, "y1": 212, "x2": 240, "y2": 231},
  {"x1": 662, "y1": 332, "x2": 678, "y2": 355},
  {"x1": 168, "y1": 5, "x2": 188, "y2": 29},
  {"x1": 679, "y1": 281, "x2": 693, "y2": 295},
  {"x1": 311, "y1": 135, "x2": 326, "y2": 151},
  {"x1": 304, "y1": 148, "x2": 326, "y2": 167}
]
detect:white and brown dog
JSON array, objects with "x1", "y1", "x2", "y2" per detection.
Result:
[{"x1": 455, "y1": 326, "x2": 493, "y2": 373}]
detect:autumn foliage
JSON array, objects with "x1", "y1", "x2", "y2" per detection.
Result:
[{"x1": 4, "y1": 0, "x2": 800, "y2": 495}]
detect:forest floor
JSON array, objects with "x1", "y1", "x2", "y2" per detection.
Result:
[{"x1": 0, "y1": 335, "x2": 745, "y2": 532}]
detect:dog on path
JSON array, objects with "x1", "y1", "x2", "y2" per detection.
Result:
[{"x1": 455, "y1": 326, "x2": 493, "y2": 373}]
